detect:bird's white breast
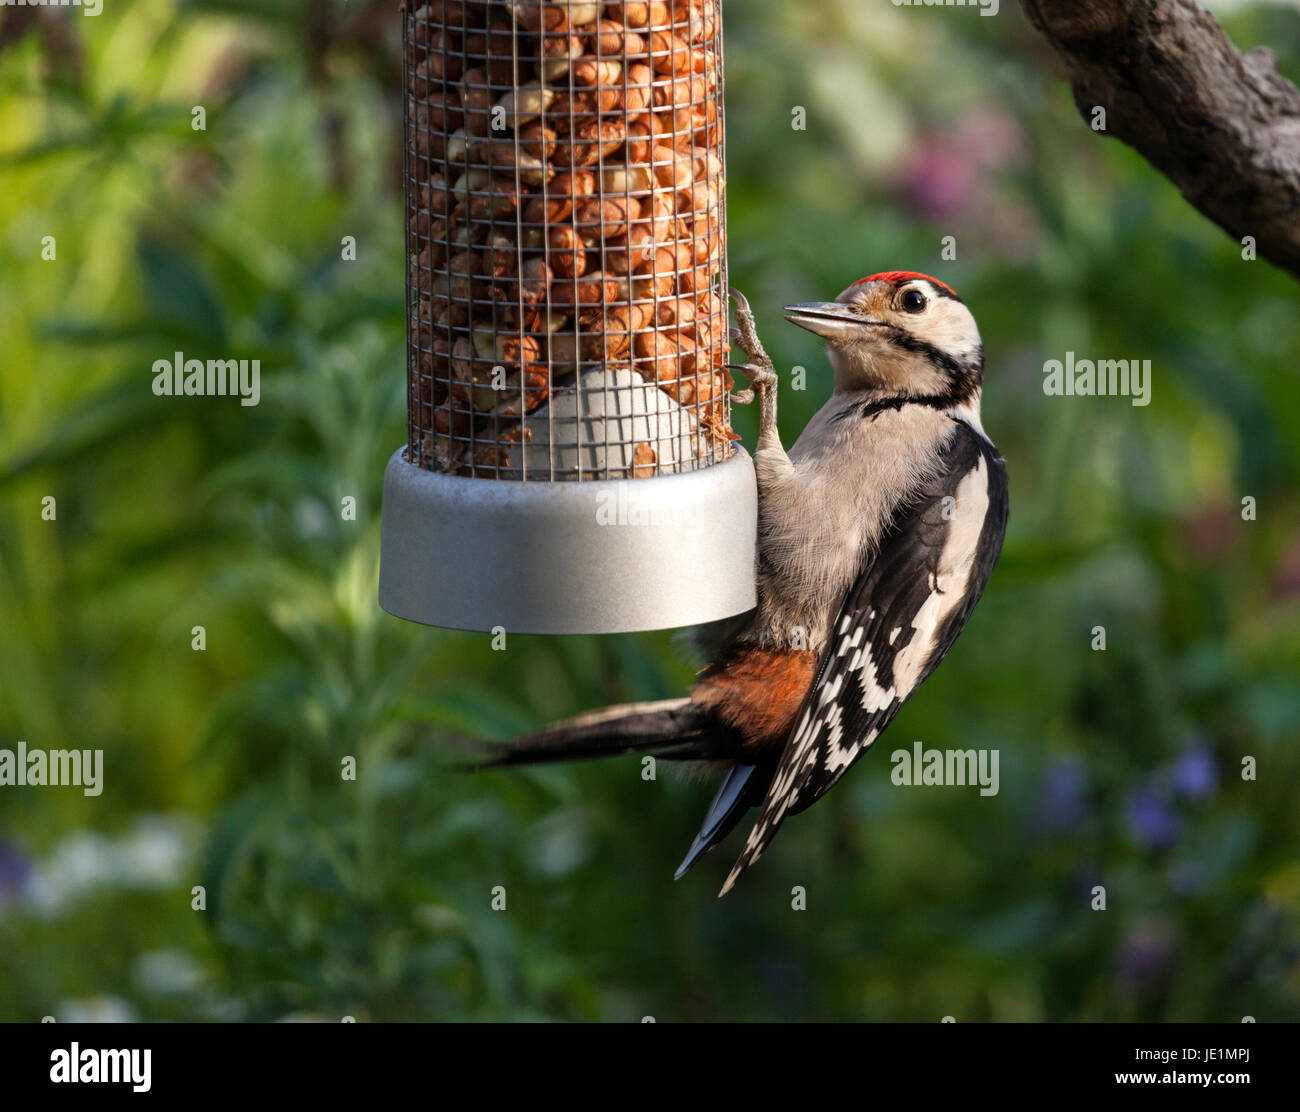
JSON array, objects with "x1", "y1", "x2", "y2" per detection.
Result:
[{"x1": 750, "y1": 397, "x2": 960, "y2": 652}]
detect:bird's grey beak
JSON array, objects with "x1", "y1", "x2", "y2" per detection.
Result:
[{"x1": 783, "y1": 302, "x2": 873, "y2": 340}]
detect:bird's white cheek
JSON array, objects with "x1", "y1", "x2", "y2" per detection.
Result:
[{"x1": 827, "y1": 342, "x2": 876, "y2": 386}]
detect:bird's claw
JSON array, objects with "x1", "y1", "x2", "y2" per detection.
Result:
[
  {"x1": 726, "y1": 287, "x2": 779, "y2": 432},
  {"x1": 728, "y1": 363, "x2": 777, "y2": 405},
  {"x1": 727, "y1": 287, "x2": 775, "y2": 375}
]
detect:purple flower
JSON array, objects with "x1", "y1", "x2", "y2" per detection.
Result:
[
  {"x1": 1125, "y1": 787, "x2": 1181, "y2": 850},
  {"x1": 954, "y1": 107, "x2": 1027, "y2": 170},
  {"x1": 1034, "y1": 760, "x2": 1090, "y2": 835},
  {"x1": 1170, "y1": 741, "x2": 1218, "y2": 801},
  {"x1": 1116, "y1": 921, "x2": 1176, "y2": 986},
  {"x1": 899, "y1": 142, "x2": 973, "y2": 221},
  {"x1": 0, "y1": 841, "x2": 31, "y2": 904}
]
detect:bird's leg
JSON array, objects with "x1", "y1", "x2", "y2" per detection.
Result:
[{"x1": 727, "y1": 287, "x2": 778, "y2": 435}]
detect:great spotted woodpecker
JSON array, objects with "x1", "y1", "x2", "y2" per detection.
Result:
[{"x1": 477, "y1": 273, "x2": 1009, "y2": 895}]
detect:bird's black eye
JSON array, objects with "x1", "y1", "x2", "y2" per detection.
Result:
[{"x1": 900, "y1": 288, "x2": 927, "y2": 313}]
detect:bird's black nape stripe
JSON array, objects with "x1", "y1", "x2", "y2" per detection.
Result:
[
  {"x1": 878, "y1": 325, "x2": 978, "y2": 379},
  {"x1": 878, "y1": 328, "x2": 983, "y2": 410},
  {"x1": 830, "y1": 372, "x2": 984, "y2": 422},
  {"x1": 831, "y1": 391, "x2": 973, "y2": 423},
  {"x1": 830, "y1": 396, "x2": 911, "y2": 422}
]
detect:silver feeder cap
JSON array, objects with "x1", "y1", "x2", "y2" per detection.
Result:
[{"x1": 378, "y1": 446, "x2": 758, "y2": 635}]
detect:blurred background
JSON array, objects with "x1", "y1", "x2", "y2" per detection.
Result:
[{"x1": 1, "y1": 0, "x2": 1297, "y2": 1022}]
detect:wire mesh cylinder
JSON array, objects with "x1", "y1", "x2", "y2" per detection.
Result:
[{"x1": 405, "y1": 0, "x2": 732, "y2": 480}]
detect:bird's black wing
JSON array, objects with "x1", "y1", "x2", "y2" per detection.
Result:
[{"x1": 720, "y1": 420, "x2": 1009, "y2": 894}]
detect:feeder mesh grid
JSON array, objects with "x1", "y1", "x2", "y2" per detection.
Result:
[{"x1": 404, "y1": 0, "x2": 734, "y2": 481}]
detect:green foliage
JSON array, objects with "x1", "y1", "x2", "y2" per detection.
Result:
[{"x1": 0, "y1": 0, "x2": 1297, "y2": 1022}]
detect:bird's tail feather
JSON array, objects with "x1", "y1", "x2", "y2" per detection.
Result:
[
  {"x1": 467, "y1": 697, "x2": 722, "y2": 769},
  {"x1": 674, "y1": 763, "x2": 770, "y2": 879}
]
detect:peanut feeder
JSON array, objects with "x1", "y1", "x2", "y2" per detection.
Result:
[{"x1": 380, "y1": 0, "x2": 757, "y2": 634}]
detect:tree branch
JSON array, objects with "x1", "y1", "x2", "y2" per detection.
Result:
[{"x1": 1021, "y1": 0, "x2": 1300, "y2": 281}]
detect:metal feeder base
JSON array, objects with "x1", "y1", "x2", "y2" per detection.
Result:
[{"x1": 378, "y1": 447, "x2": 757, "y2": 635}]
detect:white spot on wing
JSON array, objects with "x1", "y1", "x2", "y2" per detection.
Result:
[{"x1": 860, "y1": 645, "x2": 896, "y2": 713}]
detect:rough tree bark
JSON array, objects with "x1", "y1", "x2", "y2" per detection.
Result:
[{"x1": 1021, "y1": 0, "x2": 1300, "y2": 282}]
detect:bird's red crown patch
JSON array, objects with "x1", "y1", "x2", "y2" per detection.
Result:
[{"x1": 854, "y1": 271, "x2": 957, "y2": 297}]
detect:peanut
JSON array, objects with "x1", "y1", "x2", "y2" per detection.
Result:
[
  {"x1": 649, "y1": 30, "x2": 692, "y2": 77},
  {"x1": 513, "y1": 3, "x2": 570, "y2": 33},
  {"x1": 633, "y1": 327, "x2": 690, "y2": 382},
  {"x1": 460, "y1": 68, "x2": 495, "y2": 136},
  {"x1": 411, "y1": 2, "x2": 470, "y2": 32},
  {"x1": 605, "y1": 2, "x2": 670, "y2": 30},
  {"x1": 554, "y1": 117, "x2": 627, "y2": 166},
  {"x1": 496, "y1": 81, "x2": 555, "y2": 126},
  {"x1": 516, "y1": 121, "x2": 558, "y2": 160},
  {"x1": 588, "y1": 18, "x2": 647, "y2": 57},
  {"x1": 572, "y1": 56, "x2": 623, "y2": 87},
  {"x1": 650, "y1": 144, "x2": 693, "y2": 189},
  {"x1": 600, "y1": 162, "x2": 654, "y2": 196},
  {"x1": 542, "y1": 34, "x2": 586, "y2": 81},
  {"x1": 573, "y1": 194, "x2": 640, "y2": 228},
  {"x1": 548, "y1": 224, "x2": 590, "y2": 278},
  {"x1": 630, "y1": 442, "x2": 657, "y2": 478}
]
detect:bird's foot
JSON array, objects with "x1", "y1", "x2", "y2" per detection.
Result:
[
  {"x1": 727, "y1": 287, "x2": 778, "y2": 430},
  {"x1": 727, "y1": 361, "x2": 778, "y2": 405}
]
